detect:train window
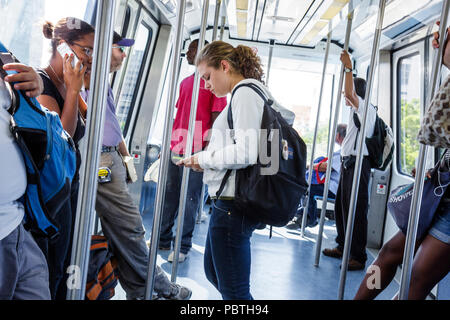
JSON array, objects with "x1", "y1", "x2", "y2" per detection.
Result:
[
  {"x1": 397, "y1": 53, "x2": 421, "y2": 175},
  {"x1": 0, "y1": 0, "x2": 89, "y2": 67},
  {"x1": 266, "y1": 57, "x2": 335, "y2": 163},
  {"x1": 116, "y1": 22, "x2": 153, "y2": 134}
]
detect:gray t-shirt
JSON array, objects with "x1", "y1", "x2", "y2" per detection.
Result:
[{"x1": 0, "y1": 78, "x2": 26, "y2": 240}]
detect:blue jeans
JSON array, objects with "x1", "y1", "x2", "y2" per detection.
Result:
[
  {"x1": 298, "y1": 184, "x2": 336, "y2": 227},
  {"x1": 160, "y1": 159, "x2": 203, "y2": 254},
  {"x1": 204, "y1": 200, "x2": 259, "y2": 300}
]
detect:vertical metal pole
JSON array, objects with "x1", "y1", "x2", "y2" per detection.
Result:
[
  {"x1": 67, "y1": 0, "x2": 116, "y2": 300},
  {"x1": 144, "y1": 0, "x2": 187, "y2": 300},
  {"x1": 338, "y1": 0, "x2": 386, "y2": 300},
  {"x1": 301, "y1": 27, "x2": 332, "y2": 237},
  {"x1": 219, "y1": 16, "x2": 226, "y2": 40},
  {"x1": 398, "y1": 0, "x2": 449, "y2": 300},
  {"x1": 266, "y1": 39, "x2": 275, "y2": 85},
  {"x1": 171, "y1": 0, "x2": 210, "y2": 282},
  {"x1": 212, "y1": 0, "x2": 221, "y2": 41},
  {"x1": 314, "y1": 12, "x2": 353, "y2": 266}
]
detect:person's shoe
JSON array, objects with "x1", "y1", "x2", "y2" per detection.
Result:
[
  {"x1": 146, "y1": 240, "x2": 171, "y2": 251},
  {"x1": 285, "y1": 218, "x2": 302, "y2": 230},
  {"x1": 322, "y1": 247, "x2": 343, "y2": 259},
  {"x1": 340, "y1": 259, "x2": 365, "y2": 271},
  {"x1": 167, "y1": 251, "x2": 187, "y2": 263},
  {"x1": 163, "y1": 283, "x2": 192, "y2": 300}
]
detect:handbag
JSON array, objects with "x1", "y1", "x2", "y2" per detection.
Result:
[
  {"x1": 387, "y1": 161, "x2": 450, "y2": 239},
  {"x1": 417, "y1": 74, "x2": 450, "y2": 148}
]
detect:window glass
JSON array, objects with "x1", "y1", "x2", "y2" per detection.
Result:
[
  {"x1": 265, "y1": 56, "x2": 335, "y2": 163},
  {"x1": 116, "y1": 22, "x2": 152, "y2": 134},
  {"x1": 398, "y1": 54, "x2": 421, "y2": 175},
  {"x1": 0, "y1": 0, "x2": 89, "y2": 67}
]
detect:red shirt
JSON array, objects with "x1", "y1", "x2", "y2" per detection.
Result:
[{"x1": 170, "y1": 74, "x2": 227, "y2": 155}]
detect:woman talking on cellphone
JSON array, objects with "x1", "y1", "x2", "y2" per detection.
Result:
[
  {"x1": 35, "y1": 17, "x2": 94, "y2": 300},
  {"x1": 178, "y1": 40, "x2": 292, "y2": 300}
]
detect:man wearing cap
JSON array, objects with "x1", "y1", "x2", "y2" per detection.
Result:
[{"x1": 81, "y1": 32, "x2": 192, "y2": 300}]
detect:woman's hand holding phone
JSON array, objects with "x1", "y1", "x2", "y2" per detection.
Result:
[{"x1": 62, "y1": 53, "x2": 87, "y2": 94}]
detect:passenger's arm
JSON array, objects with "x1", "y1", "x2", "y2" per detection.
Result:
[
  {"x1": 3, "y1": 63, "x2": 43, "y2": 97},
  {"x1": 432, "y1": 21, "x2": 450, "y2": 69},
  {"x1": 119, "y1": 137, "x2": 131, "y2": 157},
  {"x1": 340, "y1": 50, "x2": 359, "y2": 109}
]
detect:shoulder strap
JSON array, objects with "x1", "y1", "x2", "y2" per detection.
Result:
[
  {"x1": 218, "y1": 82, "x2": 269, "y2": 198},
  {"x1": 227, "y1": 82, "x2": 271, "y2": 130}
]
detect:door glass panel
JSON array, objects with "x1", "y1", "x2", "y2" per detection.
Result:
[
  {"x1": 398, "y1": 54, "x2": 421, "y2": 175},
  {"x1": 116, "y1": 22, "x2": 152, "y2": 134}
]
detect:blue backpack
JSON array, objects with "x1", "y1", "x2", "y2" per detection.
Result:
[{"x1": 0, "y1": 41, "x2": 77, "y2": 239}]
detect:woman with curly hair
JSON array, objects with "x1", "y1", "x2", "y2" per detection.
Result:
[{"x1": 178, "y1": 40, "x2": 291, "y2": 299}]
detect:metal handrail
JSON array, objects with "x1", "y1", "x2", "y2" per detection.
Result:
[
  {"x1": 301, "y1": 27, "x2": 332, "y2": 238},
  {"x1": 67, "y1": 0, "x2": 116, "y2": 300},
  {"x1": 170, "y1": 0, "x2": 210, "y2": 282},
  {"x1": 144, "y1": 0, "x2": 187, "y2": 300},
  {"x1": 338, "y1": 0, "x2": 387, "y2": 300},
  {"x1": 398, "y1": 0, "x2": 449, "y2": 300},
  {"x1": 314, "y1": 12, "x2": 353, "y2": 267}
]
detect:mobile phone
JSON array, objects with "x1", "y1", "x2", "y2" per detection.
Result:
[
  {"x1": 0, "y1": 52, "x2": 17, "y2": 79},
  {"x1": 57, "y1": 42, "x2": 82, "y2": 69}
]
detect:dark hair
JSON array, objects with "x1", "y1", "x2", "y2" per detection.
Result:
[
  {"x1": 186, "y1": 39, "x2": 209, "y2": 65},
  {"x1": 353, "y1": 77, "x2": 366, "y2": 100},
  {"x1": 336, "y1": 123, "x2": 347, "y2": 139},
  {"x1": 195, "y1": 40, "x2": 264, "y2": 82},
  {"x1": 43, "y1": 17, "x2": 95, "y2": 55}
]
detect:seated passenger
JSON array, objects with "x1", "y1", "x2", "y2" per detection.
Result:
[
  {"x1": 35, "y1": 17, "x2": 94, "y2": 299},
  {"x1": 286, "y1": 123, "x2": 347, "y2": 230},
  {"x1": 354, "y1": 22, "x2": 450, "y2": 300},
  {"x1": 81, "y1": 32, "x2": 191, "y2": 300},
  {"x1": 0, "y1": 62, "x2": 50, "y2": 300}
]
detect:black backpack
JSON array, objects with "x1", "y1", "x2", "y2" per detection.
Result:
[
  {"x1": 352, "y1": 107, "x2": 394, "y2": 171},
  {"x1": 216, "y1": 82, "x2": 308, "y2": 227}
]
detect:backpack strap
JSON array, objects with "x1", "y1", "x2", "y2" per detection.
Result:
[
  {"x1": 351, "y1": 104, "x2": 378, "y2": 151},
  {"x1": 216, "y1": 82, "x2": 270, "y2": 198}
]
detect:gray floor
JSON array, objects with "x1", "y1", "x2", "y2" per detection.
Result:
[{"x1": 117, "y1": 206, "x2": 400, "y2": 301}]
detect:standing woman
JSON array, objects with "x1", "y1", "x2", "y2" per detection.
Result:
[
  {"x1": 178, "y1": 41, "x2": 277, "y2": 299},
  {"x1": 35, "y1": 17, "x2": 94, "y2": 299}
]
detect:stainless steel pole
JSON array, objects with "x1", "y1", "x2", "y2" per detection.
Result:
[
  {"x1": 219, "y1": 12, "x2": 226, "y2": 41},
  {"x1": 212, "y1": 0, "x2": 221, "y2": 41},
  {"x1": 314, "y1": 12, "x2": 353, "y2": 266},
  {"x1": 66, "y1": 0, "x2": 116, "y2": 300},
  {"x1": 338, "y1": 0, "x2": 386, "y2": 300},
  {"x1": 398, "y1": 0, "x2": 449, "y2": 300},
  {"x1": 266, "y1": 39, "x2": 275, "y2": 85},
  {"x1": 144, "y1": 0, "x2": 187, "y2": 300},
  {"x1": 171, "y1": 0, "x2": 210, "y2": 282},
  {"x1": 301, "y1": 28, "x2": 332, "y2": 237}
]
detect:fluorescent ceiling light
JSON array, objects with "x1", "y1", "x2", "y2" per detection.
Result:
[{"x1": 298, "y1": 0, "x2": 350, "y2": 46}]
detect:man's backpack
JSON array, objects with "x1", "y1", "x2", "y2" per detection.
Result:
[
  {"x1": 217, "y1": 82, "x2": 308, "y2": 228},
  {"x1": 85, "y1": 235, "x2": 118, "y2": 300},
  {"x1": 352, "y1": 107, "x2": 394, "y2": 171},
  {"x1": 0, "y1": 41, "x2": 77, "y2": 239}
]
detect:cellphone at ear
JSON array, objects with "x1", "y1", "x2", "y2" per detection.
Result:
[{"x1": 57, "y1": 42, "x2": 82, "y2": 69}]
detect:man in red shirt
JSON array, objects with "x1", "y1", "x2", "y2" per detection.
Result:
[{"x1": 160, "y1": 39, "x2": 227, "y2": 262}]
